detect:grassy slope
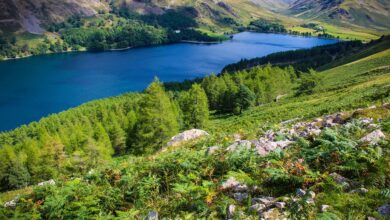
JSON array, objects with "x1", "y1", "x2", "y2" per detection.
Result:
[
  {"x1": 208, "y1": 49, "x2": 390, "y2": 136},
  {"x1": 1, "y1": 47, "x2": 389, "y2": 218}
]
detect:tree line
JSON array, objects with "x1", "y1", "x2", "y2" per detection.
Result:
[{"x1": 0, "y1": 64, "x2": 303, "y2": 191}]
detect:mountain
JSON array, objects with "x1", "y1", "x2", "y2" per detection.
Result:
[
  {"x1": 0, "y1": 0, "x2": 107, "y2": 34},
  {"x1": 288, "y1": 0, "x2": 390, "y2": 31}
]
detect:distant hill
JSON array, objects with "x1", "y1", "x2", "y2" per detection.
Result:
[{"x1": 288, "y1": 0, "x2": 390, "y2": 31}]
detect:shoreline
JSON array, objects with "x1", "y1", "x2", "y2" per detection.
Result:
[{"x1": 0, "y1": 31, "x2": 340, "y2": 62}]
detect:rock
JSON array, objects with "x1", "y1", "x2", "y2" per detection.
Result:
[
  {"x1": 261, "y1": 208, "x2": 280, "y2": 219},
  {"x1": 275, "y1": 140, "x2": 293, "y2": 149},
  {"x1": 233, "y1": 192, "x2": 248, "y2": 202},
  {"x1": 3, "y1": 200, "x2": 16, "y2": 208},
  {"x1": 296, "y1": 188, "x2": 306, "y2": 197},
  {"x1": 329, "y1": 173, "x2": 351, "y2": 189},
  {"x1": 206, "y1": 146, "x2": 220, "y2": 155},
  {"x1": 37, "y1": 179, "x2": 56, "y2": 186},
  {"x1": 360, "y1": 130, "x2": 385, "y2": 144},
  {"x1": 378, "y1": 204, "x2": 390, "y2": 216},
  {"x1": 226, "y1": 204, "x2": 236, "y2": 220},
  {"x1": 275, "y1": 202, "x2": 286, "y2": 209},
  {"x1": 227, "y1": 140, "x2": 252, "y2": 152},
  {"x1": 320, "y1": 205, "x2": 330, "y2": 212},
  {"x1": 250, "y1": 203, "x2": 267, "y2": 213},
  {"x1": 350, "y1": 188, "x2": 368, "y2": 194},
  {"x1": 306, "y1": 198, "x2": 315, "y2": 204},
  {"x1": 252, "y1": 196, "x2": 276, "y2": 206},
  {"x1": 308, "y1": 191, "x2": 316, "y2": 199},
  {"x1": 333, "y1": 114, "x2": 344, "y2": 124},
  {"x1": 360, "y1": 118, "x2": 373, "y2": 125},
  {"x1": 167, "y1": 129, "x2": 209, "y2": 146},
  {"x1": 147, "y1": 211, "x2": 158, "y2": 220},
  {"x1": 367, "y1": 217, "x2": 376, "y2": 220},
  {"x1": 221, "y1": 177, "x2": 248, "y2": 192},
  {"x1": 233, "y1": 133, "x2": 242, "y2": 141},
  {"x1": 252, "y1": 140, "x2": 293, "y2": 156}
]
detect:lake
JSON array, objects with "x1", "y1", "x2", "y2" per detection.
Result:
[{"x1": 0, "y1": 32, "x2": 337, "y2": 131}]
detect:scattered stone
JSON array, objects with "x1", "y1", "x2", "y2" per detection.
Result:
[
  {"x1": 261, "y1": 208, "x2": 280, "y2": 219},
  {"x1": 250, "y1": 203, "x2": 266, "y2": 213},
  {"x1": 296, "y1": 188, "x2": 306, "y2": 197},
  {"x1": 37, "y1": 179, "x2": 56, "y2": 186},
  {"x1": 308, "y1": 191, "x2": 316, "y2": 199},
  {"x1": 147, "y1": 211, "x2": 159, "y2": 220},
  {"x1": 167, "y1": 129, "x2": 209, "y2": 146},
  {"x1": 378, "y1": 204, "x2": 390, "y2": 216},
  {"x1": 360, "y1": 130, "x2": 385, "y2": 144},
  {"x1": 275, "y1": 202, "x2": 286, "y2": 209},
  {"x1": 350, "y1": 188, "x2": 368, "y2": 194},
  {"x1": 360, "y1": 118, "x2": 373, "y2": 125},
  {"x1": 329, "y1": 173, "x2": 351, "y2": 189},
  {"x1": 206, "y1": 146, "x2": 220, "y2": 155},
  {"x1": 233, "y1": 192, "x2": 249, "y2": 202},
  {"x1": 3, "y1": 200, "x2": 16, "y2": 208},
  {"x1": 226, "y1": 204, "x2": 236, "y2": 220},
  {"x1": 252, "y1": 196, "x2": 276, "y2": 206},
  {"x1": 226, "y1": 140, "x2": 252, "y2": 152},
  {"x1": 306, "y1": 198, "x2": 315, "y2": 204},
  {"x1": 320, "y1": 205, "x2": 330, "y2": 212},
  {"x1": 221, "y1": 177, "x2": 248, "y2": 192}
]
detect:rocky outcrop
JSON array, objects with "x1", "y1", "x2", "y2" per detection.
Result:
[{"x1": 167, "y1": 129, "x2": 209, "y2": 146}]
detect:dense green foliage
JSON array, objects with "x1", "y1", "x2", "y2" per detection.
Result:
[
  {"x1": 248, "y1": 19, "x2": 287, "y2": 33},
  {"x1": 0, "y1": 37, "x2": 389, "y2": 219}
]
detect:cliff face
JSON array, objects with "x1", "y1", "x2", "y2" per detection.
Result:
[{"x1": 0, "y1": 0, "x2": 107, "y2": 34}]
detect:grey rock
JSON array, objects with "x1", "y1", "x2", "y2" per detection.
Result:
[
  {"x1": 147, "y1": 211, "x2": 158, "y2": 220},
  {"x1": 308, "y1": 191, "x2": 316, "y2": 199},
  {"x1": 221, "y1": 177, "x2": 248, "y2": 192},
  {"x1": 275, "y1": 202, "x2": 286, "y2": 209},
  {"x1": 367, "y1": 217, "x2": 376, "y2": 220},
  {"x1": 378, "y1": 204, "x2": 390, "y2": 216},
  {"x1": 226, "y1": 204, "x2": 236, "y2": 220},
  {"x1": 252, "y1": 196, "x2": 276, "y2": 206},
  {"x1": 360, "y1": 130, "x2": 385, "y2": 144},
  {"x1": 320, "y1": 205, "x2": 330, "y2": 212},
  {"x1": 296, "y1": 188, "x2": 306, "y2": 197},
  {"x1": 206, "y1": 146, "x2": 220, "y2": 155},
  {"x1": 167, "y1": 129, "x2": 209, "y2": 146},
  {"x1": 330, "y1": 173, "x2": 351, "y2": 189},
  {"x1": 233, "y1": 192, "x2": 248, "y2": 202},
  {"x1": 350, "y1": 188, "x2": 368, "y2": 194},
  {"x1": 37, "y1": 179, "x2": 56, "y2": 186},
  {"x1": 3, "y1": 200, "x2": 16, "y2": 208},
  {"x1": 227, "y1": 140, "x2": 252, "y2": 152},
  {"x1": 250, "y1": 203, "x2": 267, "y2": 213}
]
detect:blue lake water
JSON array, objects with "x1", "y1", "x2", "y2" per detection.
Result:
[{"x1": 0, "y1": 32, "x2": 337, "y2": 131}]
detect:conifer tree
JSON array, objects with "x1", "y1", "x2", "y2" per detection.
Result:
[
  {"x1": 235, "y1": 84, "x2": 256, "y2": 114},
  {"x1": 180, "y1": 84, "x2": 209, "y2": 129},
  {"x1": 133, "y1": 79, "x2": 179, "y2": 154}
]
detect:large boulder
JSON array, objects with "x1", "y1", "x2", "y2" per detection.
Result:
[
  {"x1": 167, "y1": 129, "x2": 209, "y2": 146},
  {"x1": 360, "y1": 130, "x2": 385, "y2": 144}
]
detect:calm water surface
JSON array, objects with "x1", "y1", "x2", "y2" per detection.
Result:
[{"x1": 0, "y1": 32, "x2": 337, "y2": 131}]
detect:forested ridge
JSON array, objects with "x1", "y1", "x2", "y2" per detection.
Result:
[{"x1": 0, "y1": 37, "x2": 389, "y2": 219}]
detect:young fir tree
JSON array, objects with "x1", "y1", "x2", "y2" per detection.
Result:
[
  {"x1": 133, "y1": 79, "x2": 179, "y2": 154},
  {"x1": 180, "y1": 84, "x2": 209, "y2": 129}
]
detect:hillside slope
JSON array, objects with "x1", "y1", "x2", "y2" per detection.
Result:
[
  {"x1": 0, "y1": 40, "x2": 389, "y2": 219},
  {"x1": 288, "y1": 0, "x2": 390, "y2": 31}
]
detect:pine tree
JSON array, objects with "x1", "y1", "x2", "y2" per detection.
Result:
[
  {"x1": 180, "y1": 84, "x2": 209, "y2": 129},
  {"x1": 133, "y1": 79, "x2": 179, "y2": 154}
]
